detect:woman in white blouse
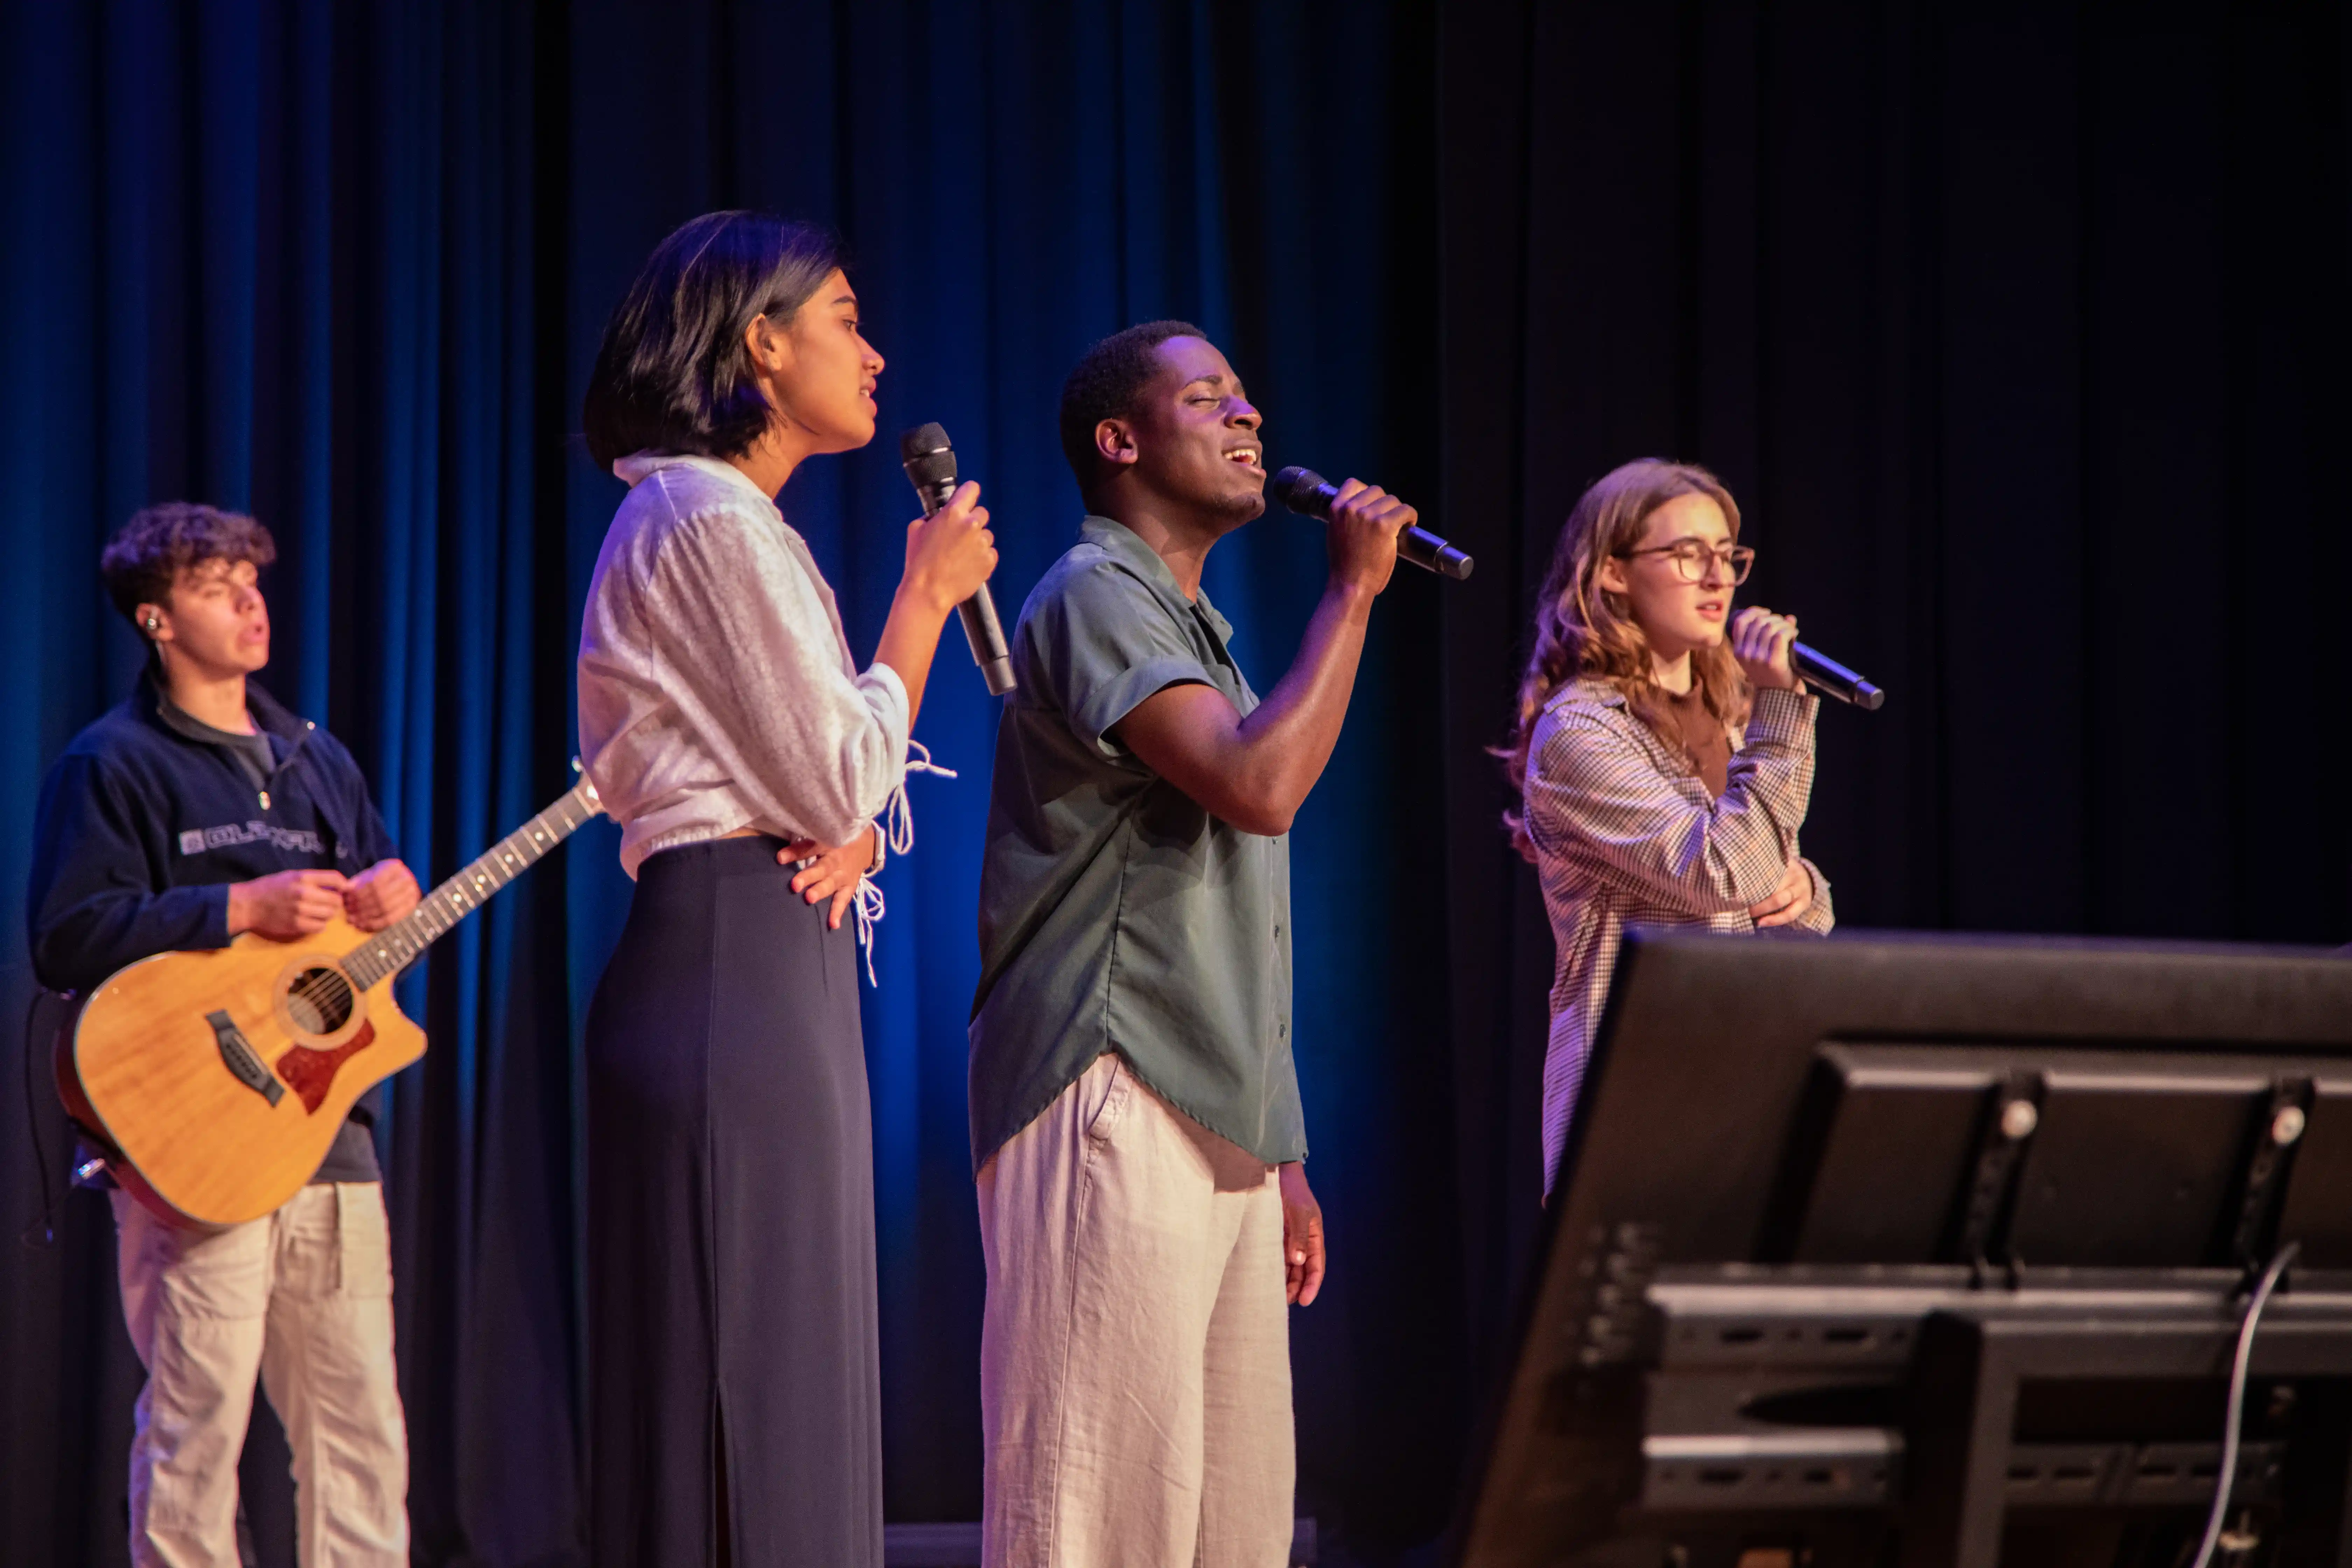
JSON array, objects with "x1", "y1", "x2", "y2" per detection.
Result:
[{"x1": 575, "y1": 212, "x2": 995, "y2": 1568}]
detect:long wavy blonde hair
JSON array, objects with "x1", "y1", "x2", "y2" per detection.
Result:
[{"x1": 1497, "y1": 458, "x2": 1750, "y2": 862}]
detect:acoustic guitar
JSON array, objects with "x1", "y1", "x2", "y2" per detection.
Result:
[{"x1": 55, "y1": 773, "x2": 603, "y2": 1231}]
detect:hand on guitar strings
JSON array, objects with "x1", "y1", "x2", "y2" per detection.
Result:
[
  {"x1": 343, "y1": 859, "x2": 422, "y2": 931},
  {"x1": 227, "y1": 869, "x2": 348, "y2": 940}
]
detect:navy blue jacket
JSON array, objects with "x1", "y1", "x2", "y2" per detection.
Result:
[{"x1": 28, "y1": 675, "x2": 402, "y2": 1148}]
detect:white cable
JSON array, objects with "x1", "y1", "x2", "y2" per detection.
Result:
[{"x1": 2189, "y1": 1240, "x2": 2299, "y2": 1568}]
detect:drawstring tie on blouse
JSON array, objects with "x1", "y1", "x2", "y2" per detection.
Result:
[{"x1": 853, "y1": 740, "x2": 955, "y2": 986}]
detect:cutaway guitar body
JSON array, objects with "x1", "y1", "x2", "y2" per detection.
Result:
[
  {"x1": 53, "y1": 772, "x2": 602, "y2": 1231},
  {"x1": 62, "y1": 919, "x2": 425, "y2": 1230}
]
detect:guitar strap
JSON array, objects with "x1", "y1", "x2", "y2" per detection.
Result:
[{"x1": 36, "y1": 988, "x2": 121, "y2": 1162}]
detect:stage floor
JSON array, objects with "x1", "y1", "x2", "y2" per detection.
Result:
[{"x1": 883, "y1": 1518, "x2": 1319, "y2": 1565}]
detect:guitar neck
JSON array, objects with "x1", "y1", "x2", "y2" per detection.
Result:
[{"x1": 344, "y1": 779, "x2": 601, "y2": 990}]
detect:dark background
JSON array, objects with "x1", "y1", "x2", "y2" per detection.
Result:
[{"x1": 1, "y1": 2, "x2": 2345, "y2": 1564}]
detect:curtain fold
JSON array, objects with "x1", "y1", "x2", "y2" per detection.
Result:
[
  {"x1": 2, "y1": 2, "x2": 1467, "y2": 1562},
  {"x1": 0, "y1": 4, "x2": 579, "y2": 1563},
  {"x1": 14, "y1": 2, "x2": 2344, "y2": 1563},
  {"x1": 1438, "y1": 0, "x2": 2352, "y2": 1378}
]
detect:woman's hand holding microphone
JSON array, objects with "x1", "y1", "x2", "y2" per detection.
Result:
[
  {"x1": 1730, "y1": 604, "x2": 1815, "y2": 929},
  {"x1": 1730, "y1": 604, "x2": 1800, "y2": 692},
  {"x1": 871, "y1": 479, "x2": 998, "y2": 729},
  {"x1": 789, "y1": 481, "x2": 1002, "y2": 901},
  {"x1": 900, "y1": 480, "x2": 998, "y2": 619}
]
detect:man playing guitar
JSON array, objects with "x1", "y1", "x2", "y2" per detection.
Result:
[{"x1": 28, "y1": 504, "x2": 420, "y2": 1567}]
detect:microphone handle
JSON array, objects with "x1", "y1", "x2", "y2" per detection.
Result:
[
  {"x1": 1791, "y1": 641, "x2": 1884, "y2": 711},
  {"x1": 1286, "y1": 472, "x2": 1474, "y2": 580},
  {"x1": 957, "y1": 595, "x2": 1015, "y2": 695},
  {"x1": 1397, "y1": 524, "x2": 1475, "y2": 581},
  {"x1": 917, "y1": 478, "x2": 1017, "y2": 695}
]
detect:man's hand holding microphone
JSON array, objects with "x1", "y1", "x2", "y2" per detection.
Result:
[{"x1": 1321, "y1": 478, "x2": 1420, "y2": 604}]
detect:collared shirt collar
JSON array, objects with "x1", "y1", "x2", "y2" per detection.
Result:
[
  {"x1": 1077, "y1": 514, "x2": 1236, "y2": 644},
  {"x1": 153, "y1": 694, "x2": 259, "y2": 749},
  {"x1": 614, "y1": 450, "x2": 780, "y2": 514},
  {"x1": 1549, "y1": 674, "x2": 1629, "y2": 712},
  {"x1": 136, "y1": 670, "x2": 314, "y2": 748}
]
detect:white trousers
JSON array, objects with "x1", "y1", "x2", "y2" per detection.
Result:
[
  {"x1": 978, "y1": 1053, "x2": 1294, "y2": 1568},
  {"x1": 112, "y1": 1183, "x2": 410, "y2": 1568}
]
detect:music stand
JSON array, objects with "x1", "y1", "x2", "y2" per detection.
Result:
[{"x1": 1450, "y1": 931, "x2": 2352, "y2": 1568}]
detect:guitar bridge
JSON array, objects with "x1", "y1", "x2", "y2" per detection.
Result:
[{"x1": 206, "y1": 1010, "x2": 285, "y2": 1106}]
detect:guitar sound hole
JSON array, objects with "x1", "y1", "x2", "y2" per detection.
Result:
[{"x1": 284, "y1": 967, "x2": 356, "y2": 1035}]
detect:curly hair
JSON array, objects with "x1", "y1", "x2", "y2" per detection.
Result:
[
  {"x1": 1496, "y1": 458, "x2": 1749, "y2": 862},
  {"x1": 99, "y1": 503, "x2": 278, "y2": 630},
  {"x1": 1057, "y1": 320, "x2": 1209, "y2": 498},
  {"x1": 582, "y1": 211, "x2": 846, "y2": 471}
]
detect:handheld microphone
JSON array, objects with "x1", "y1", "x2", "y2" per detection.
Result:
[
  {"x1": 1791, "y1": 641, "x2": 1884, "y2": 710},
  {"x1": 1271, "y1": 467, "x2": 1474, "y2": 581},
  {"x1": 898, "y1": 423, "x2": 1016, "y2": 696}
]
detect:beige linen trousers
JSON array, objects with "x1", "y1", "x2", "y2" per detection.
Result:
[{"x1": 978, "y1": 1052, "x2": 1295, "y2": 1567}]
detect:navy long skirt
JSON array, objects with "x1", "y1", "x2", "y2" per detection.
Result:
[{"x1": 584, "y1": 835, "x2": 881, "y2": 1567}]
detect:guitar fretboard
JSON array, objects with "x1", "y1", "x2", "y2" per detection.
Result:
[{"x1": 343, "y1": 781, "x2": 600, "y2": 990}]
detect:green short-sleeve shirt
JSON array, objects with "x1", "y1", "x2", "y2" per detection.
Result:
[{"x1": 968, "y1": 516, "x2": 1303, "y2": 1172}]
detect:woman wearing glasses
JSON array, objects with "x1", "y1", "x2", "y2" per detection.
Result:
[{"x1": 1496, "y1": 458, "x2": 1834, "y2": 1192}]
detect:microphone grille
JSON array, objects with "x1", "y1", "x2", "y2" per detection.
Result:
[
  {"x1": 899, "y1": 422, "x2": 956, "y2": 488},
  {"x1": 1271, "y1": 466, "x2": 1323, "y2": 510},
  {"x1": 899, "y1": 422, "x2": 952, "y2": 461}
]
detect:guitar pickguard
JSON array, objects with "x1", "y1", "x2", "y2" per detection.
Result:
[{"x1": 275, "y1": 1023, "x2": 377, "y2": 1114}]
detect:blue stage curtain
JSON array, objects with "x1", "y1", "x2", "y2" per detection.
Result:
[
  {"x1": 0, "y1": 2, "x2": 1464, "y2": 1563},
  {"x1": 0, "y1": 4, "x2": 586, "y2": 1564},
  {"x1": 559, "y1": 0, "x2": 1460, "y2": 1549}
]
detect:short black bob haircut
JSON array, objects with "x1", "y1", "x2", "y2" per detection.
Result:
[
  {"x1": 1057, "y1": 319, "x2": 1211, "y2": 497},
  {"x1": 583, "y1": 211, "x2": 846, "y2": 471}
]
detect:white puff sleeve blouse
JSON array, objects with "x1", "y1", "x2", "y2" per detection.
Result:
[{"x1": 577, "y1": 451, "x2": 909, "y2": 878}]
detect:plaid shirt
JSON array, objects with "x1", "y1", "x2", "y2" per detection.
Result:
[{"x1": 1524, "y1": 679, "x2": 1834, "y2": 1189}]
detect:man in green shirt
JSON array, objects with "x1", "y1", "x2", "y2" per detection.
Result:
[{"x1": 970, "y1": 321, "x2": 1414, "y2": 1565}]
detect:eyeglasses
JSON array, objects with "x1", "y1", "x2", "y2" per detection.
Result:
[{"x1": 1617, "y1": 540, "x2": 1755, "y2": 585}]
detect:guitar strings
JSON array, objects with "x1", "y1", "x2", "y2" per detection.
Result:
[
  {"x1": 290, "y1": 968, "x2": 354, "y2": 1006},
  {"x1": 286, "y1": 791, "x2": 593, "y2": 1000},
  {"x1": 287, "y1": 968, "x2": 357, "y2": 1031},
  {"x1": 293, "y1": 987, "x2": 351, "y2": 1023}
]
